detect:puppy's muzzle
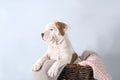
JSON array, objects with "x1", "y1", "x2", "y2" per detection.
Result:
[{"x1": 41, "y1": 33, "x2": 44, "y2": 38}]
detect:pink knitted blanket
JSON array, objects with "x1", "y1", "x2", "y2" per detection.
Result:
[{"x1": 77, "y1": 50, "x2": 112, "y2": 80}]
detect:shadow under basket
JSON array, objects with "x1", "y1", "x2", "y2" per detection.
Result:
[{"x1": 57, "y1": 64, "x2": 95, "y2": 80}]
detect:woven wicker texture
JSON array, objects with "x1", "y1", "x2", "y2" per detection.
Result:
[{"x1": 57, "y1": 64, "x2": 94, "y2": 80}]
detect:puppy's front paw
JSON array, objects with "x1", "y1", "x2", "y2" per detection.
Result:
[
  {"x1": 47, "y1": 67, "x2": 58, "y2": 77},
  {"x1": 32, "y1": 63, "x2": 42, "y2": 71}
]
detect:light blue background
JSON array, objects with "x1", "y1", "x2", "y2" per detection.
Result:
[{"x1": 0, "y1": 0, "x2": 120, "y2": 80}]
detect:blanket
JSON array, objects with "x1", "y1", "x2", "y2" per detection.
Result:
[
  {"x1": 33, "y1": 50, "x2": 112, "y2": 80},
  {"x1": 78, "y1": 50, "x2": 112, "y2": 80}
]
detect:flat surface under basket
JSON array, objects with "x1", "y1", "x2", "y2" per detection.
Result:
[{"x1": 57, "y1": 64, "x2": 94, "y2": 80}]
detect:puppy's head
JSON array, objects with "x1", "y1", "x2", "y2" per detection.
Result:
[{"x1": 41, "y1": 21, "x2": 69, "y2": 42}]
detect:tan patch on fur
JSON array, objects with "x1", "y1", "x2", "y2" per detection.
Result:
[
  {"x1": 70, "y1": 52, "x2": 78, "y2": 64},
  {"x1": 55, "y1": 21, "x2": 66, "y2": 36}
]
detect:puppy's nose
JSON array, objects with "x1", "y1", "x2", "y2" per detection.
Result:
[{"x1": 41, "y1": 33, "x2": 44, "y2": 37}]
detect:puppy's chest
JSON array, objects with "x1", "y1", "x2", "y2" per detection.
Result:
[{"x1": 49, "y1": 46, "x2": 62, "y2": 60}]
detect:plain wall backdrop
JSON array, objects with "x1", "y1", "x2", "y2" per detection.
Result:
[{"x1": 0, "y1": 0, "x2": 120, "y2": 80}]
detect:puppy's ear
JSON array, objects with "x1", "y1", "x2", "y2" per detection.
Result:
[{"x1": 55, "y1": 21, "x2": 69, "y2": 36}]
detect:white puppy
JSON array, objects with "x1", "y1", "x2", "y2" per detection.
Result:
[{"x1": 32, "y1": 21, "x2": 75, "y2": 77}]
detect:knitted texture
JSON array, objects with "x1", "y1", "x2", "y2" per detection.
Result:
[{"x1": 78, "y1": 51, "x2": 112, "y2": 80}]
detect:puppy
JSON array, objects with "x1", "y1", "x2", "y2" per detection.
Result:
[{"x1": 32, "y1": 21, "x2": 76, "y2": 77}]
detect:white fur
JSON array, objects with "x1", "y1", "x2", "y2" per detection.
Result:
[{"x1": 32, "y1": 22, "x2": 74, "y2": 77}]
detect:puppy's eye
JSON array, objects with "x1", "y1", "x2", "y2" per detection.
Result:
[{"x1": 50, "y1": 29, "x2": 53, "y2": 31}]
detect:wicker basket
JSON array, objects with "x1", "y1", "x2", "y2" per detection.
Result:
[{"x1": 57, "y1": 64, "x2": 94, "y2": 80}]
